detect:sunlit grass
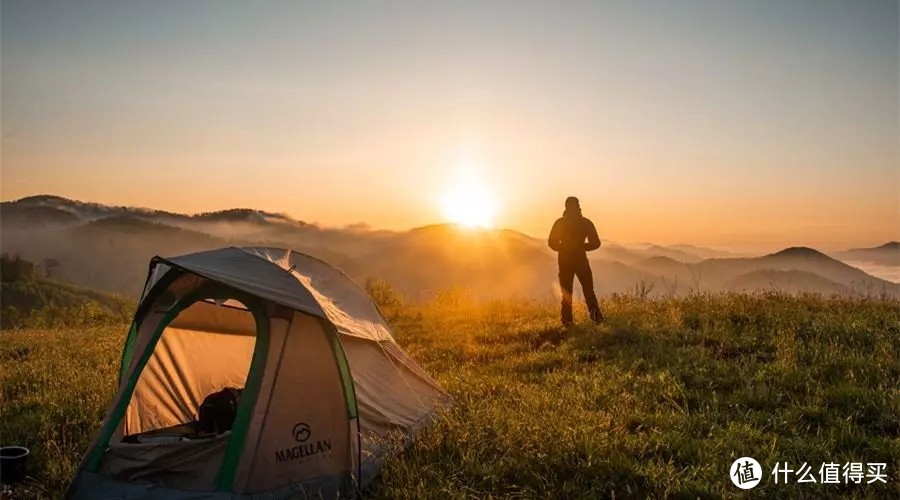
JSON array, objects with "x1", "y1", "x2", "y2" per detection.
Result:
[
  {"x1": 1, "y1": 293, "x2": 898, "y2": 498},
  {"x1": 0, "y1": 326, "x2": 124, "y2": 497},
  {"x1": 374, "y1": 293, "x2": 899, "y2": 498}
]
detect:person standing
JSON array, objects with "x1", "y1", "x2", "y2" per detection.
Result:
[{"x1": 547, "y1": 196, "x2": 603, "y2": 326}]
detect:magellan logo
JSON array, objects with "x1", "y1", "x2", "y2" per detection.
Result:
[
  {"x1": 293, "y1": 422, "x2": 311, "y2": 442},
  {"x1": 275, "y1": 423, "x2": 333, "y2": 464}
]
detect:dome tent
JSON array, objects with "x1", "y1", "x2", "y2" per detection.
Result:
[{"x1": 67, "y1": 247, "x2": 451, "y2": 498}]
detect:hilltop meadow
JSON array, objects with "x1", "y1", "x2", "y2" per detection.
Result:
[
  {"x1": 2, "y1": 289, "x2": 898, "y2": 498},
  {"x1": 4, "y1": 1, "x2": 900, "y2": 496}
]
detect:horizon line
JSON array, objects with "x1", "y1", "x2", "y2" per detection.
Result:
[{"x1": 2, "y1": 191, "x2": 897, "y2": 254}]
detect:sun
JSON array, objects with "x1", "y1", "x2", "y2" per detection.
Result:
[{"x1": 440, "y1": 176, "x2": 498, "y2": 229}]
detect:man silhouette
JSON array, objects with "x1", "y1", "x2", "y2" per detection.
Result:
[{"x1": 548, "y1": 196, "x2": 602, "y2": 326}]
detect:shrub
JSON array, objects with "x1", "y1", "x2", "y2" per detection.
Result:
[{"x1": 365, "y1": 278, "x2": 405, "y2": 309}]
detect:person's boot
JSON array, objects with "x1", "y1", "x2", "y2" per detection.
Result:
[
  {"x1": 561, "y1": 301, "x2": 573, "y2": 328},
  {"x1": 589, "y1": 307, "x2": 604, "y2": 324}
]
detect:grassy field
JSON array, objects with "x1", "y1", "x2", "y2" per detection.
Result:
[{"x1": 2, "y1": 293, "x2": 898, "y2": 498}]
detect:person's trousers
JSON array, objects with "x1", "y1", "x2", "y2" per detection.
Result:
[{"x1": 559, "y1": 253, "x2": 600, "y2": 324}]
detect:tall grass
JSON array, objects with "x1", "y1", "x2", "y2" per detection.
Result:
[
  {"x1": 1, "y1": 326, "x2": 124, "y2": 497},
  {"x1": 1, "y1": 292, "x2": 897, "y2": 498}
]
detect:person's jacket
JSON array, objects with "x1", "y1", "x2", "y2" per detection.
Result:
[{"x1": 548, "y1": 210, "x2": 601, "y2": 256}]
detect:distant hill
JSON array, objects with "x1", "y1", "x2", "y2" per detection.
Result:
[
  {"x1": 2, "y1": 194, "x2": 896, "y2": 299},
  {"x1": 634, "y1": 246, "x2": 899, "y2": 296},
  {"x1": 359, "y1": 224, "x2": 555, "y2": 299},
  {"x1": 0, "y1": 203, "x2": 82, "y2": 227},
  {"x1": 725, "y1": 269, "x2": 848, "y2": 295},
  {"x1": 593, "y1": 245, "x2": 647, "y2": 264},
  {"x1": 592, "y1": 244, "x2": 706, "y2": 265},
  {"x1": 642, "y1": 245, "x2": 704, "y2": 263},
  {"x1": 3, "y1": 195, "x2": 400, "y2": 258},
  {"x1": 667, "y1": 244, "x2": 738, "y2": 259},
  {"x1": 0, "y1": 255, "x2": 134, "y2": 328},
  {"x1": 3, "y1": 194, "x2": 185, "y2": 222},
  {"x1": 1, "y1": 194, "x2": 309, "y2": 230},
  {"x1": 2, "y1": 214, "x2": 224, "y2": 295},
  {"x1": 193, "y1": 208, "x2": 302, "y2": 225},
  {"x1": 594, "y1": 244, "x2": 721, "y2": 264},
  {"x1": 636, "y1": 255, "x2": 685, "y2": 270},
  {"x1": 80, "y1": 215, "x2": 202, "y2": 233},
  {"x1": 832, "y1": 241, "x2": 900, "y2": 267},
  {"x1": 757, "y1": 247, "x2": 894, "y2": 290},
  {"x1": 66, "y1": 217, "x2": 224, "y2": 294}
]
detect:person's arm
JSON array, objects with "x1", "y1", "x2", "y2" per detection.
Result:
[
  {"x1": 548, "y1": 220, "x2": 562, "y2": 251},
  {"x1": 584, "y1": 220, "x2": 601, "y2": 251}
]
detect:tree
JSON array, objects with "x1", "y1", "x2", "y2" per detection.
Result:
[
  {"x1": 1, "y1": 253, "x2": 36, "y2": 282},
  {"x1": 43, "y1": 258, "x2": 61, "y2": 280}
]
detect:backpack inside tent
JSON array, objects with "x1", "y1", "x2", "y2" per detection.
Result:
[{"x1": 67, "y1": 247, "x2": 451, "y2": 498}]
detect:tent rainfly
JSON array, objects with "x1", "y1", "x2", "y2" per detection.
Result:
[{"x1": 67, "y1": 247, "x2": 451, "y2": 498}]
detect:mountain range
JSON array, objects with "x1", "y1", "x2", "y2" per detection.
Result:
[{"x1": 1, "y1": 194, "x2": 898, "y2": 300}]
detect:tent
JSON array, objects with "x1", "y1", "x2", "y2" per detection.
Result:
[{"x1": 68, "y1": 247, "x2": 451, "y2": 498}]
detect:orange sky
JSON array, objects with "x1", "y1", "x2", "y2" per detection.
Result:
[{"x1": 2, "y1": 1, "x2": 898, "y2": 251}]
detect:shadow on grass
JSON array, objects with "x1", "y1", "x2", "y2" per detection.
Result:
[
  {"x1": 567, "y1": 318, "x2": 647, "y2": 365},
  {"x1": 523, "y1": 325, "x2": 569, "y2": 349}
]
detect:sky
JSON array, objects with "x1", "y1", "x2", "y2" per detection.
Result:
[{"x1": 2, "y1": 0, "x2": 898, "y2": 251}]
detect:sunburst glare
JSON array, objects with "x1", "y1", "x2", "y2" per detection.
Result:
[{"x1": 440, "y1": 167, "x2": 498, "y2": 228}]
